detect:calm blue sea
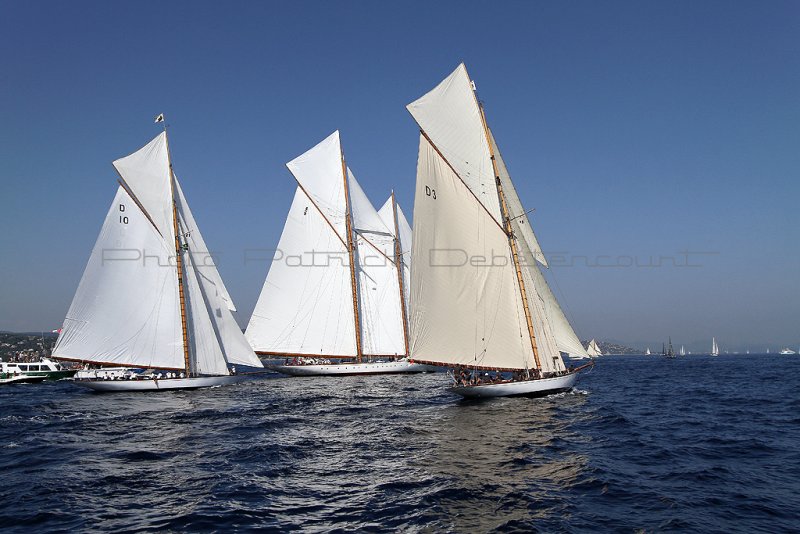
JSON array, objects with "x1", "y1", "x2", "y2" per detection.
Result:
[{"x1": 1, "y1": 355, "x2": 798, "y2": 532}]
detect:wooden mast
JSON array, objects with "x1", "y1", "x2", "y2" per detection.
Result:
[
  {"x1": 340, "y1": 149, "x2": 363, "y2": 362},
  {"x1": 390, "y1": 191, "x2": 410, "y2": 358},
  {"x1": 163, "y1": 120, "x2": 192, "y2": 376},
  {"x1": 477, "y1": 103, "x2": 543, "y2": 371}
]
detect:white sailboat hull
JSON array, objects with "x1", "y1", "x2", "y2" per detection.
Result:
[
  {"x1": 73, "y1": 375, "x2": 241, "y2": 392},
  {"x1": 450, "y1": 371, "x2": 578, "y2": 399},
  {"x1": 266, "y1": 359, "x2": 436, "y2": 377}
]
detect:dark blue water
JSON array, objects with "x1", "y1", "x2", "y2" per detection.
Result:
[{"x1": 1, "y1": 355, "x2": 798, "y2": 532}]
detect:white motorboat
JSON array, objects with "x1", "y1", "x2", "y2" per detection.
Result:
[{"x1": 0, "y1": 358, "x2": 76, "y2": 380}]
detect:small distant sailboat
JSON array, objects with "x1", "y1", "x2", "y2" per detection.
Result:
[
  {"x1": 403, "y1": 63, "x2": 592, "y2": 398},
  {"x1": 246, "y1": 131, "x2": 430, "y2": 376},
  {"x1": 679, "y1": 345, "x2": 686, "y2": 356},
  {"x1": 53, "y1": 119, "x2": 264, "y2": 391},
  {"x1": 645, "y1": 347, "x2": 651, "y2": 355},
  {"x1": 664, "y1": 338, "x2": 676, "y2": 358},
  {"x1": 711, "y1": 337, "x2": 720, "y2": 356},
  {"x1": 586, "y1": 339, "x2": 603, "y2": 357}
]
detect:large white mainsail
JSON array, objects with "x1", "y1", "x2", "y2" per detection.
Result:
[
  {"x1": 245, "y1": 132, "x2": 357, "y2": 357},
  {"x1": 52, "y1": 186, "x2": 184, "y2": 369},
  {"x1": 408, "y1": 134, "x2": 535, "y2": 370},
  {"x1": 407, "y1": 63, "x2": 575, "y2": 374},
  {"x1": 54, "y1": 131, "x2": 262, "y2": 375}
]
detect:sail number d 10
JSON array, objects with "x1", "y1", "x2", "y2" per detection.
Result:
[{"x1": 119, "y1": 204, "x2": 129, "y2": 224}]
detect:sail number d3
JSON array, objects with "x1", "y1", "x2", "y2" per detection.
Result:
[
  {"x1": 119, "y1": 204, "x2": 129, "y2": 224},
  {"x1": 425, "y1": 186, "x2": 437, "y2": 199}
]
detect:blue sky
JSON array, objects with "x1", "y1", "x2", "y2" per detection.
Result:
[{"x1": 1, "y1": 1, "x2": 797, "y2": 351}]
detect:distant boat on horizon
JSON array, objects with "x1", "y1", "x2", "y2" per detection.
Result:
[
  {"x1": 711, "y1": 337, "x2": 720, "y2": 357},
  {"x1": 664, "y1": 338, "x2": 676, "y2": 359},
  {"x1": 586, "y1": 339, "x2": 603, "y2": 358},
  {"x1": 779, "y1": 348, "x2": 797, "y2": 355},
  {"x1": 680, "y1": 345, "x2": 686, "y2": 356},
  {"x1": 645, "y1": 347, "x2": 651, "y2": 356}
]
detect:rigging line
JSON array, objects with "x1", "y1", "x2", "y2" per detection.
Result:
[{"x1": 510, "y1": 208, "x2": 536, "y2": 221}]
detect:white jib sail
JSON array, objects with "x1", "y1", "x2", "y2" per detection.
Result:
[
  {"x1": 409, "y1": 134, "x2": 535, "y2": 370},
  {"x1": 526, "y1": 258, "x2": 590, "y2": 359},
  {"x1": 245, "y1": 186, "x2": 357, "y2": 356},
  {"x1": 53, "y1": 186, "x2": 184, "y2": 369},
  {"x1": 349, "y1": 170, "x2": 406, "y2": 356},
  {"x1": 174, "y1": 179, "x2": 263, "y2": 370},
  {"x1": 520, "y1": 261, "x2": 566, "y2": 373},
  {"x1": 406, "y1": 63, "x2": 502, "y2": 223}
]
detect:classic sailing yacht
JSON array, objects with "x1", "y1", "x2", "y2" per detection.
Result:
[
  {"x1": 405, "y1": 63, "x2": 592, "y2": 398},
  {"x1": 53, "y1": 120, "x2": 264, "y2": 391},
  {"x1": 711, "y1": 337, "x2": 720, "y2": 356},
  {"x1": 586, "y1": 339, "x2": 603, "y2": 357},
  {"x1": 246, "y1": 131, "x2": 429, "y2": 376}
]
